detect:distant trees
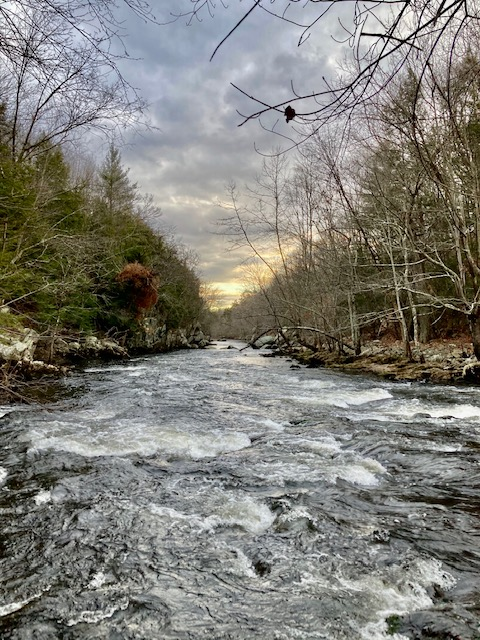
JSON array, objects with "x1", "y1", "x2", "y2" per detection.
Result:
[{"x1": 218, "y1": 43, "x2": 480, "y2": 358}]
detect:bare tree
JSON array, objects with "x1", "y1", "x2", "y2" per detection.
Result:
[
  {"x1": 218, "y1": 138, "x2": 366, "y2": 352},
  {"x1": 346, "y1": 37, "x2": 480, "y2": 358},
  {"x1": 0, "y1": 1, "x2": 154, "y2": 160},
  {"x1": 218, "y1": 177, "x2": 294, "y2": 329},
  {"x1": 173, "y1": 0, "x2": 480, "y2": 143}
]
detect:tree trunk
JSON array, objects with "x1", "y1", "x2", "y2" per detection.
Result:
[
  {"x1": 407, "y1": 288, "x2": 420, "y2": 347},
  {"x1": 418, "y1": 306, "x2": 431, "y2": 343},
  {"x1": 348, "y1": 293, "x2": 361, "y2": 355},
  {"x1": 469, "y1": 309, "x2": 480, "y2": 360}
]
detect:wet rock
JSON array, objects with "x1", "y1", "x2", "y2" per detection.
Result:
[
  {"x1": 61, "y1": 336, "x2": 129, "y2": 360},
  {"x1": 252, "y1": 558, "x2": 271, "y2": 577},
  {"x1": 85, "y1": 336, "x2": 129, "y2": 358},
  {"x1": 372, "y1": 529, "x2": 390, "y2": 543},
  {"x1": 293, "y1": 340, "x2": 478, "y2": 384},
  {"x1": 127, "y1": 318, "x2": 208, "y2": 352},
  {"x1": 462, "y1": 361, "x2": 480, "y2": 382},
  {"x1": 0, "y1": 358, "x2": 68, "y2": 384},
  {"x1": 397, "y1": 608, "x2": 479, "y2": 639},
  {"x1": 188, "y1": 324, "x2": 209, "y2": 348},
  {"x1": 253, "y1": 335, "x2": 276, "y2": 349}
]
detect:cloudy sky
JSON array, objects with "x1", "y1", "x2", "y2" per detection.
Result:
[{"x1": 111, "y1": 1, "x2": 352, "y2": 306}]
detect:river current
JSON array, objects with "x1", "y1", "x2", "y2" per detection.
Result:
[{"x1": 0, "y1": 341, "x2": 479, "y2": 639}]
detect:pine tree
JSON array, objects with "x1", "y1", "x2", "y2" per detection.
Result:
[{"x1": 98, "y1": 144, "x2": 137, "y2": 217}]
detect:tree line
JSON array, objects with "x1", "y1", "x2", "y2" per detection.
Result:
[
  {"x1": 213, "y1": 38, "x2": 480, "y2": 359},
  {"x1": 0, "y1": 135, "x2": 205, "y2": 342},
  {"x1": 0, "y1": 0, "x2": 206, "y2": 348}
]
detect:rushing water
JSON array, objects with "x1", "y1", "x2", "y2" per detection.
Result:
[{"x1": 0, "y1": 341, "x2": 479, "y2": 639}]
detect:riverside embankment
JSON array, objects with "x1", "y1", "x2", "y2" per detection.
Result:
[
  {"x1": 0, "y1": 320, "x2": 210, "y2": 403},
  {"x1": 291, "y1": 339, "x2": 479, "y2": 384},
  {"x1": 249, "y1": 332, "x2": 480, "y2": 383}
]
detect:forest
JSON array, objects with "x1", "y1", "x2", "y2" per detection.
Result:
[
  {"x1": 212, "y1": 40, "x2": 480, "y2": 361},
  {"x1": 3, "y1": 0, "x2": 480, "y2": 366},
  {"x1": 0, "y1": 2, "x2": 206, "y2": 358},
  {"x1": 0, "y1": 140, "x2": 205, "y2": 341}
]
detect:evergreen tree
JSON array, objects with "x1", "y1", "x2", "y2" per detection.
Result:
[{"x1": 98, "y1": 144, "x2": 137, "y2": 217}]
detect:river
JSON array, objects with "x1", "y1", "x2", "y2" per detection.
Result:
[{"x1": 0, "y1": 341, "x2": 479, "y2": 639}]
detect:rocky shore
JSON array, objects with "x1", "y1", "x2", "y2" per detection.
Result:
[
  {"x1": 2, "y1": 327, "x2": 478, "y2": 404},
  {"x1": 291, "y1": 338, "x2": 480, "y2": 384},
  {"x1": 0, "y1": 320, "x2": 211, "y2": 403}
]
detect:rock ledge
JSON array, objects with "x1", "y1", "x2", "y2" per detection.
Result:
[{"x1": 292, "y1": 340, "x2": 477, "y2": 384}]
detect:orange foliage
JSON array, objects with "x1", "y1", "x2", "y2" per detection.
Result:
[{"x1": 117, "y1": 262, "x2": 159, "y2": 316}]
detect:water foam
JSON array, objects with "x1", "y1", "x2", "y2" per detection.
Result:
[
  {"x1": 257, "y1": 418, "x2": 286, "y2": 432},
  {"x1": 0, "y1": 598, "x2": 36, "y2": 618},
  {"x1": 249, "y1": 435, "x2": 387, "y2": 487},
  {"x1": 299, "y1": 436, "x2": 342, "y2": 455},
  {"x1": 149, "y1": 504, "x2": 202, "y2": 527},
  {"x1": 75, "y1": 408, "x2": 120, "y2": 421},
  {"x1": 150, "y1": 490, "x2": 275, "y2": 535},
  {"x1": 295, "y1": 378, "x2": 338, "y2": 390},
  {"x1": 428, "y1": 403, "x2": 480, "y2": 420},
  {"x1": 150, "y1": 429, "x2": 252, "y2": 460},
  {"x1": 33, "y1": 489, "x2": 52, "y2": 505},
  {"x1": 226, "y1": 547, "x2": 258, "y2": 578},
  {"x1": 87, "y1": 572, "x2": 108, "y2": 589},
  {"x1": 204, "y1": 493, "x2": 275, "y2": 534},
  {"x1": 27, "y1": 423, "x2": 251, "y2": 460},
  {"x1": 334, "y1": 459, "x2": 387, "y2": 487},
  {"x1": 0, "y1": 588, "x2": 51, "y2": 618},
  {"x1": 84, "y1": 365, "x2": 143, "y2": 373},
  {"x1": 351, "y1": 558, "x2": 456, "y2": 640},
  {"x1": 339, "y1": 388, "x2": 393, "y2": 406},
  {"x1": 354, "y1": 398, "x2": 480, "y2": 424},
  {"x1": 0, "y1": 466, "x2": 7, "y2": 486},
  {"x1": 299, "y1": 557, "x2": 455, "y2": 639},
  {"x1": 293, "y1": 387, "x2": 392, "y2": 409},
  {"x1": 66, "y1": 599, "x2": 129, "y2": 626}
]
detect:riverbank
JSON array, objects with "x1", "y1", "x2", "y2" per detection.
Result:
[
  {"x1": 292, "y1": 338, "x2": 479, "y2": 384},
  {"x1": 0, "y1": 322, "x2": 211, "y2": 404},
  {"x1": 2, "y1": 334, "x2": 478, "y2": 405}
]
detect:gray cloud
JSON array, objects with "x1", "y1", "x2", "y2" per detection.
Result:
[{"x1": 111, "y1": 1, "x2": 350, "y2": 305}]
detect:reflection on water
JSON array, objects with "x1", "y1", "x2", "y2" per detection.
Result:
[{"x1": 0, "y1": 341, "x2": 479, "y2": 639}]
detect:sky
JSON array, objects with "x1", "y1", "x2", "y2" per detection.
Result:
[{"x1": 110, "y1": 1, "x2": 352, "y2": 307}]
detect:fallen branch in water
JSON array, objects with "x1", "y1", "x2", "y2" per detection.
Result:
[
  {"x1": 0, "y1": 382, "x2": 35, "y2": 404},
  {"x1": 280, "y1": 327, "x2": 355, "y2": 353}
]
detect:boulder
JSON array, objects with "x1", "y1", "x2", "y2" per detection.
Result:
[
  {"x1": 4, "y1": 358, "x2": 69, "y2": 379},
  {"x1": 462, "y1": 361, "x2": 480, "y2": 381},
  {"x1": 53, "y1": 336, "x2": 129, "y2": 360},
  {"x1": 0, "y1": 328, "x2": 39, "y2": 362},
  {"x1": 187, "y1": 325, "x2": 209, "y2": 348},
  {"x1": 253, "y1": 335, "x2": 276, "y2": 349},
  {"x1": 81, "y1": 336, "x2": 128, "y2": 358}
]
